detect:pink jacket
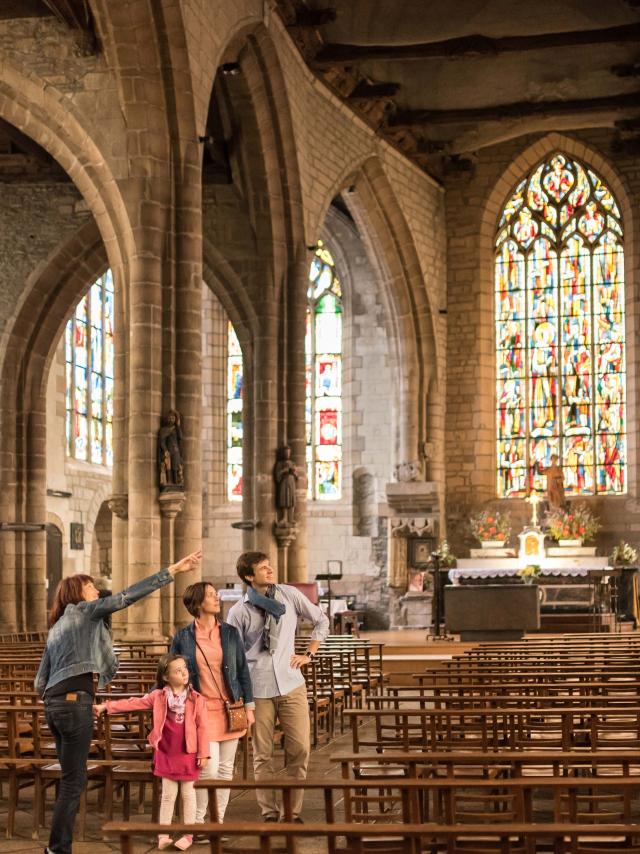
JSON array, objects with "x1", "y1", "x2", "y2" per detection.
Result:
[{"x1": 105, "y1": 687, "x2": 210, "y2": 760}]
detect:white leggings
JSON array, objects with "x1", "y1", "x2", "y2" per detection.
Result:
[
  {"x1": 195, "y1": 738, "x2": 240, "y2": 823},
  {"x1": 159, "y1": 778, "x2": 196, "y2": 830}
]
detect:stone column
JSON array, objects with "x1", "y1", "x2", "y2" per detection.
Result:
[
  {"x1": 125, "y1": 250, "x2": 164, "y2": 639},
  {"x1": 252, "y1": 325, "x2": 279, "y2": 562},
  {"x1": 159, "y1": 491, "x2": 186, "y2": 635},
  {"x1": 25, "y1": 395, "x2": 47, "y2": 629},
  {"x1": 284, "y1": 249, "x2": 309, "y2": 582},
  {"x1": 109, "y1": 266, "x2": 128, "y2": 636},
  {"x1": 173, "y1": 160, "x2": 203, "y2": 627},
  {"x1": 108, "y1": 495, "x2": 128, "y2": 637}
]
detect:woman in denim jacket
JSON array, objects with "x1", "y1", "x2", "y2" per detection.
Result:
[{"x1": 35, "y1": 550, "x2": 201, "y2": 854}]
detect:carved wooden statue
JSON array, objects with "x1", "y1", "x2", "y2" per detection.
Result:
[
  {"x1": 158, "y1": 409, "x2": 184, "y2": 490},
  {"x1": 544, "y1": 453, "x2": 566, "y2": 510}
]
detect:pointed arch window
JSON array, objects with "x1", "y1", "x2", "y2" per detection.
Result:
[
  {"x1": 65, "y1": 270, "x2": 114, "y2": 466},
  {"x1": 306, "y1": 241, "x2": 342, "y2": 500},
  {"x1": 227, "y1": 322, "x2": 243, "y2": 501},
  {"x1": 496, "y1": 153, "x2": 625, "y2": 497}
]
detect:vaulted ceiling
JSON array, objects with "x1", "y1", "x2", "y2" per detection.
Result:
[{"x1": 278, "y1": 0, "x2": 640, "y2": 177}]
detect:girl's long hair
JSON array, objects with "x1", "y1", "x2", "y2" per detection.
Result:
[
  {"x1": 48, "y1": 574, "x2": 93, "y2": 627},
  {"x1": 155, "y1": 653, "x2": 187, "y2": 690}
]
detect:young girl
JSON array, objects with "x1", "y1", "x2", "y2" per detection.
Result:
[{"x1": 94, "y1": 653, "x2": 209, "y2": 850}]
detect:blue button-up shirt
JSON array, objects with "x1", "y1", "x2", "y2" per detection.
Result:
[{"x1": 226, "y1": 584, "x2": 330, "y2": 699}]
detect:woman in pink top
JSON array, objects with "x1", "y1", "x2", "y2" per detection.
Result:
[
  {"x1": 171, "y1": 583, "x2": 254, "y2": 832},
  {"x1": 94, "y1": 654, "x2": 209, "y2": 850}
]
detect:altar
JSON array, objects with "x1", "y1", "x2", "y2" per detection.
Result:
[{"x1": 448, "y1": 497, "x2": 617, "y2": 633}]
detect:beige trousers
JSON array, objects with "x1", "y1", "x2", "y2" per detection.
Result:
[{"x1": 252, "y1": 684, "x2": 310, "y2": 819}]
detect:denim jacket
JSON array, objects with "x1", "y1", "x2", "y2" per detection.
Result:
[
  {"x1": 171, "y1": 621, "x2": 255, "y2": 709},
  {"x1": 35, "y1": 568, "x2": 174, "y2": 695}
]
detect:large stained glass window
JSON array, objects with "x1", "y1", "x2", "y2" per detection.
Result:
[
  {"x1": 306, "y1": 241, "x2": 342, "y2": 499},
  {"x1": 65, "y1": 270, "x2": 114, "y2": 466},
  {"x1": 227, "y1": 322, "x2": 243, "y2": 501},
  {"x1": 496, "y1": 153, "x2": 625, "y2": 497}
]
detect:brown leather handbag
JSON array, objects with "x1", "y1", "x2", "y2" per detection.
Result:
[
  {"x1": 225, "y1": 699, "x2": 248, "y2": 732},
  {"x1": 195, "y1": 639, "x2": 248, "y2": 732}
]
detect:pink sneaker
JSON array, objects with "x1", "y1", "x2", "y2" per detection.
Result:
[
  {"x1": 157, "y1": 836, "x2": 173, "y2": 850},
  {"x1": 174, "y1": 836, "x2": 193, "y2": 851}
]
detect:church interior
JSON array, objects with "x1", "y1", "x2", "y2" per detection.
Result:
[{"x1": 2, "y1": 0, "x2": 640, "y2": 850}]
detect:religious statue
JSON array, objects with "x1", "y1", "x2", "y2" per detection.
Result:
[
  {"x1": 274, "y1": 445, "x2": 299, "y2": 525},
  {"x1": 544, "y1": 453, "x2": 566, "y2": 510},
  {"x1": 157, "y1": 409, "x2": 184, "y2": 491}
]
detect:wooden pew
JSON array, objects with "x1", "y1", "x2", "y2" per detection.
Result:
[{"x1": 343, "y1": 705, "x2": 640, "y2": 752}]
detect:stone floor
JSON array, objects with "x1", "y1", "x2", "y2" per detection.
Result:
[{"x1": 0, "y1": 724, "x2": 361, "y2": 854}]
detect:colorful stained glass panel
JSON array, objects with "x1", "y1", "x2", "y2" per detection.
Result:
[
  {"x1": 495, "y1": 153, "x2": 625, "y2": 496},
  {"x1": 307, "y1": 241, "x2": 343, "y2": 500},
  {"x1": 65, "y1": 271, "x2": 115, "y2": 465},
  {"x1": 227, "y1": 323, "x2": 243, "y2": 501}
]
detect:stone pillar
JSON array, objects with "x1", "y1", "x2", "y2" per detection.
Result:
[
  {"x1": 173, "y1": 163, "x2": 203, "y2": 627},
  {"x1": 159, "y1": 491, "x2": 186, "y2": 635},
  {"x1": 125, "y1": 251, "x2": 164, "y2": 639},
  {"x1": 25, "y1": 395, "x2": 47, "y2": 629},
  {"x1": 284, "y1": 249, "x2": 309, "y2": 582},
  {"x1": 109, "y1": 267, "x2": 128, "y2": 636},
  {"x1": 0, "y1": 354, "x2": 20, "y2": 631},
  {"x1": 107, "y1": 494, "x2": 128, "y2": 637},
  {"x1": 252, "y1": 324, "x2": 279, "y2": 563}
]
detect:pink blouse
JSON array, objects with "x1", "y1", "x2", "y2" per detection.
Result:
[{"x1": 194, "y1": 620, "x2": 245, "y2": 741}]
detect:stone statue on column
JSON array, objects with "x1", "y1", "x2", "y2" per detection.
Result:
[
  {"x1": 158, "y1": 409, "x2": 184, "y2": 491},
  {"x1": 273, "y1": 445, "x2": 299, "y2": 548},
  {"x1": 274, "y1": 445, "x2": 298, "y2": 525}
]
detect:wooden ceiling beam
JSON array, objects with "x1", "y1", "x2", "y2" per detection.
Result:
[
  {"x1": 348, "y1": 81, "x2": 400, "y2": 100},
  {"x1": 311, "y1": 22, "x2": 640, "y2": 67},
  {"x1": 389, "y1": 92, "x2": 640, "y2": 128},
  {"x1": 611, "y1": 62, "x2": 640, "y2": 77},
  {"x1": 287, "y1": 7, "x2": 337, "y2": 27}
]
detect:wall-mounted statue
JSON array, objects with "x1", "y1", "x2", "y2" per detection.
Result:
[
  {"x1": 158, "y1": 409, "x2": 184, "y2": 491},
  {"x1": 544, "y1": 453, "x2": 566, "y2": 511},
  {"x1": 274, "y1": 445, "x2": 299, "y2": 525}
]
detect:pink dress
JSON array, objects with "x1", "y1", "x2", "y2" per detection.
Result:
[{"x1": 153, "y1": 708, "x2": 199, "y2": 781}]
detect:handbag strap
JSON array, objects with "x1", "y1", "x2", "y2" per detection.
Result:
[{"x1": 194, "y1": 637, "x2": 227, "y2": 702}]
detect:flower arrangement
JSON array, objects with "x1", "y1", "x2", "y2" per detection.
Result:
[
  {"x1": 546, "y1": 503, "x2": 600, "y2": 543},
  {"x1": 610, "y1": 541, "x2": 638, "y2": 566},
  {"x1": 437, "y1": 540, "x2": 457, "y2": 568},
  {"x1": 469, "y1": 510, "x2": 511, "y2": 543},
  {"x1": 517, "y1": 564, "x2": 541, "y2": 583}
]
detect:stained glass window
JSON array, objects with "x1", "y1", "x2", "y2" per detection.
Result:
[
  {"x1": 306, "y1": 241, "x2": 342, "y2": 499},
  {"x1": 227, "y1": 322, "x2": 243, "y2": 501},
  {"x1": 65, "y1": 270, "x2": 114, "y2": 466},
  {"x1": 495, "y1": 153, "x2": 625, "y2": 497}
]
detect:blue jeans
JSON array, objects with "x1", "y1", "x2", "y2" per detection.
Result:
[{"x1": 44, "y1": 693, "x2": 94, "y2": 854}]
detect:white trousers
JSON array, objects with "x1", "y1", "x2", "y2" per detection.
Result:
[
  {"x1": 159, "y1": 778, "x2": 196, "y2": 829},
  {"x1": 195, "y1": 738, "x2": 240, "y2": 823}
]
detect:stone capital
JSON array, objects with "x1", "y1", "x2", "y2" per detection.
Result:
[
  {"x1": 158, "y1": 490, "x2": 187, "y2": 520},
  {"x1": 390, "y1": 517, "x2": 434, "y2": 538},
  {"x1": 273, "y1": 520, "x2": 299, "y2": 549},
  {"x1": 108, "y1": 494, "x2": 128, "y2": 520}
]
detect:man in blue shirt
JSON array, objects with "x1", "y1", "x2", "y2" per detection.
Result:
[{"x1": 227, "y1": 551, "x2": 329, "y2": 822}]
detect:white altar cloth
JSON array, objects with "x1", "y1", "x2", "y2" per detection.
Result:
[{"x1": 449, "y1": 555, "x2": 610, "y2": 585}]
